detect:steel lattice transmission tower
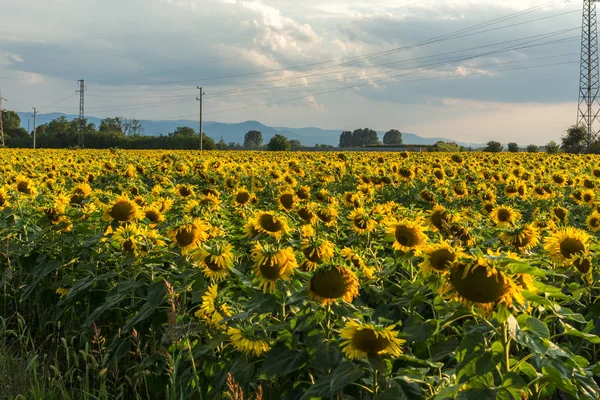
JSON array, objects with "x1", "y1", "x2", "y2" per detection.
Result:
[
  {"x1": 76, "y1": 79, "x2": 85, "y2": 148},
  {"x1": 0, "y1": 90, "x2": 6, "y2": 148},
  {"x1": 578, "y1": 0, "x2": 600, "y2": 149}
]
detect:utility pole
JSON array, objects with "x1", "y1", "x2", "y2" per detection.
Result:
[
  {"x1": 577, "y1": 0, "x2": 600, "y2": 150},
  {"x1": 76, "y1": 79, "x2": 85, "y2": 148},
  {"x1": 32, "y1": 107, "x2": 37, "y2": 149},
  {"x1": 0, "y1": 91, "x2": 6, "y2": 148},
  {"x1": 197, "y1": 86, "x2": 205, "y2": 150}
]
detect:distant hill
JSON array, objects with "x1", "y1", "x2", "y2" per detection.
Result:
[{"x1": 16, "y1": 112, "x2": 480, "y2": 147}]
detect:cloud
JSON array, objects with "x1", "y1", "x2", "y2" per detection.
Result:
[{"x1": 16, "y1": 71, "x2": 45, "y2": 85}]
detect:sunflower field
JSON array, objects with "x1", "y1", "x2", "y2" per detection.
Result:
[{"x1": 2, "y1": 149, "x2": 600, "y2": 399}]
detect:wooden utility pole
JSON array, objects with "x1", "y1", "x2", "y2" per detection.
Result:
[
  {"x1": 0, "y1": 90, "x2": 6, "y2": 147},
  {"x1": 32, "y1": 107, "x2": 37, "y2": 149},
  {"x1": 196, "y1": 86, "x2": 205, "y2": 150}
]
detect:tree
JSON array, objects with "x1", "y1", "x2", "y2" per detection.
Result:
[
  {"x1": 99, "y1": 117, "x2": 125, "y2": 135},
  {"x1": 353, "y1": 128, "x2": 380, "y2": 146},
  {"x1": 507, "y1": 142, "x2": 519, "y2": 152},
  {"x1": 526, "y1": 144, "x2": 539, "y2": 153},
  {"x1": 1, "y1": 110, "x2": 21, "y2": 131},
  {"x1": 546, "y1": 140, "x2": 560, "y2": 154},
  {"x1": 244, "y1": 130, "x2": 263, "y2": 147},
  {"x1": 561, "y1": 125, "x2": 587, "y2": 154},
  {"x1": 430, "y1": 141, "x2": 461, "y2": 152},
  {"x1": 121, "y1": 119, "x2": 144, "y2": 135},
  {"x1": 383, "y1": 129, "x2": 403, "y2": 145},
  {"x1": 339, "y1": 131, "x2": 353, "y2": 147},
  {"x1": 267, "y1": 134, "x2": 290, "y2": 151},
  {"x1": 216, "y1": 137, "x2": 227, "y2": 150},
  {"x1": 484, "y1": 141, "x2": 503, "y2": 152},
  {"x1": 289, "y1": 140, "x2": 302, "y2": 150},
  {"x1": 171, "y1": 126, "x2": 196, "y2": 137}
]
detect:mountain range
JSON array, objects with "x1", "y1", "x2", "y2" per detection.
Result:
[{"x1": 16, "y1": 112, "x2": 481, "y2": 147}]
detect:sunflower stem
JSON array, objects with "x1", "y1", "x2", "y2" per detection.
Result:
[
  {"x1": 502, "y1": 321, "x2": 511, "y2": 373},
  {"x1": 372, "y1": 367, "x2": 379, "y2": 395}
]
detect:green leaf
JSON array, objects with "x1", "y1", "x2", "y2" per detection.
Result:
[
  {"x1": 560, "y1": 322, "x2": 600, "y2": 344},
  {"x1": 516, "y1": 315, "x2": 549, "y2": 339},
  {"x1": 300, "y1": 361, "x2": 363, "y2": 400},
  {"x1": 259, "y1": 344, "x2": 308, "y2": 379},
  {"x1": 402, "y1": 316, "x2": 438, "y2": 342}
]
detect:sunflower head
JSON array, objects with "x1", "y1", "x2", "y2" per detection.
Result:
[
  {"x1": 445, "y1": 256, "x2": 523, "y2": 312},
  {"x1": 227, "y1": 326, "x2": 270, "y2": 357},
  {"x1": 419, "y1": 241, "x2": 462, "y2": 274},
  {"x1": 278, "y1": 190, "x2": 297, "y2": 212},
  {"x1": 544, "y1": 227, "x2": 589, "y2": 266},
  {"x1": 103, "y1": 195, "x2": 143, "y2": 223},
  {"x1": 195, "y1": 285, "x2": 231, "y2": 327},
  {"x1": 193, "y1": 241, "x2": 235, "y2": 281},
  {"x1": 169, "y1": 218, "x2": 211, "y2": 254},
  {"x1": 340, "y1": 320, "x2": 405, "y2": 360},
  {"x1": 386, "y1": 218, "x2": 428, "y2": 254},
  {"x1": 348, "y1": 208, "x2": 378, "y2": 235},
  {"x1": 251, "y1": 242, "x2": 297, "y2": 293},
  {"x1": 490, "y1": 205, "x2": 521, "y2": 227},
  {"x1": 307, "y1": 265, "x2": 359, "y2": 306},
  {"x1": 253, "y1": 211, "x2": 291, "y2": 239},
  {"x1": 499, "y1": 225, "x2": 540, "y2": 251}
]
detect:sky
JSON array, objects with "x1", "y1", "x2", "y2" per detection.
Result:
[{"x1": 0, "y1": 0, "x2": 585, "y2": 144}]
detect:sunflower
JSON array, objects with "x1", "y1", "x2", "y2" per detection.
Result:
[
  {"x1": 544, "y1": 227, "x2": 590, "y2": 265},
  {"x1": 586, "y1": 212, "x2": 600, "y2": 232},
  {"x1": 296, "y1": 186, "x2": 311, "y2": 201},
  {"x1": 340, "y1": 247, "x2": 375, "y2": 278},
  {"x1": 444, "y1": 257, "x2": 523, "y2": 312},
  {"x1": 0, "y1": 187, "x2": 9, "y2": 209},
  {"x1": 70, "y1": 183, "x2": 92, "y2": 205},
  {"x1": 348, "y1": 208, "x2": 378, "y2": 235},
  {"x1": 193, "y1": 242, "x2": 235, "y2": 281},
  {"x1": 386, "y1": 219, "x2": 428, "y2": 254},
  {"x1": 489, "y1": 205, "x2": 521, "y2": 227},
  {"x1": 299, "y1": 225, "x2": 335, "y2": 271},
  {"x1": 252, "y1": 211, "x2": 291, "y2": 239},
  {"x1": 307, "y1": 265, "x2": 359, "y2": 306},
  {"x1": 155, "y1": 197, "x2": 174, "y2": 213},
  {"x1": 277, "y1": 190, "x2": 297, "y2": 212},
  {"x1": 194, "y1": 284, "x2": 231, "y2": 327},
  {"x1": 427, "y1": 205, "x2": 458, "y2": 232},
  {"x1": 419, "y1": 241, "x2": 462, "y2": 274},
  {"x1": 233, "y1": 188, "x2": 256, "y2": 207},
  {"x1": 227, "y1": 326, "x2": 270, "y2": 358},
  {"x1": 551, "y1": 206, "x2": 569, "y2": 224},
  {"x1": 103, "y1": 195, "x2": 144, "y2": 223},
  {"x1": 169, "y1": 218, "x2": 210, "y2": 254},
  {"x1": 251, "y1": 242, "x2": 297, "y2": 293},
  {"x1": 573, "y1": 253, "x2": 593, "y2": 274},
  {"x1": 499, "y1": 225, "x2": 540, "y2": 251},
  {"x1": 135, "y1": 197, "x2": 158, "y2": 218},
  {"x1": 297, "y1": 203, "x2": 319, "y2": 225},
  {"x1": 112, "y1": 223, "x2": 145, "y2": 255},
  {"x1": 15, "y1": 176, "x2": 37, "y2": 196},
  {"x1": 582, "y1": 190, "x2": 595, "y2": 205},
  {"x1": 184, "y1": 195, "x2": 221, "y2": 216},
  {"x1": 316, "y1": 205, "x2": 338, "y2": 227},
  {"x1": 175, "y1": 184, "x2": 194, "y2": 198},
  {"x1": 340, "y1": 320, "x2": 404, "y2": 360}
]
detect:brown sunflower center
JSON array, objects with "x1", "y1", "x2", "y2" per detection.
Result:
[
  {"x1": 259, "y1": 257, "x2": 283, "y2": 280},
  {"x1": 394, "y1": 225, "x2": 419, "y2": 247},
  {"x1": 303, "y1": 246, "x2": 322, "y2": 263},
  {"x1": 17, "y1": 181, "x2": 32, "y2": 194},
  {"x1": 429, "y1": 249, "x2": 455, "y2": 271},
  {"x1": 297, "y1": 188, "x2": 310, "y2": 200},
  {"x1": 176, "y1": 226, "x2": 200, "y2": 247},
  {"x1": 179, "y1": 186, "x2": 193, "y2": 197},
  {"x1": 430, "y1": 210, "x2": 450, "y2": 231},
  {"x1": 44, "y1": 208, "x2": 61, "y2": 222},
  {"x1": 496, "y1": 209, "x2": 512, "y2": 223},
  {"x1": 352, "y1": 329, "x2": 390, "y2": 354},
  {"x1": 559, "y1": 238, "x2": 585, "y2": 259},
  {"x1": 110, "y1": 200, "x2": 136, "y2": 222},
  {"x1": 450, "y1": 263, "x2": 509, "y2": 303},
  {"x1": 124, "y1": 239, "x2": 135, "y2": 252},
  {"x1": 591, "y1": 218, "x2": 600, "y2": 228},
  {"x1": 145, "y1": 210, "x2": 160, "y2": 223},
  {"x1": 259, "y1": 213, "x2": 283, "y2": 233},
  {"x1": 353, "y1": 215, "x2": 369, "y2": 229},
  {"x1": 0, "y1": 194, "x2": 5, "y2": 207},
  {"x1": 205, "y1": 257, "x2": 223, "y2": 271},
  {"x1": 298, "y1": 207, "x2": 315, "y2": 222},
  {"x1": 317, "y1": 210, "x2": 335, "y2": 223},
  {"x1": 554, "y1": 208, "x2": 567, "y2": 221},
  {"x1": 309, "y1": 267, "x2": 351, "y2": 299},
  {"x1": 236, "y1": 191, "x2": 251, "y2": 205},
  {"x1": 574, "y1": 258, "x2": 592, "y2": 274},
  {"x1": 279, "y1": 194, "x2": 295, "y2": 210}
]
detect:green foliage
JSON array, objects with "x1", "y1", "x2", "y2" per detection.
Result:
[
  {"x1": 526, "y1": 144, "x2": 539, "y2": 153},
  {"x1": 267, "y1": 134, "x2": 291, "y2": 151},
  {"x1": 244, "y1": 130, "x2": 263, "y2": 147},
  {"x1": 546, "y1": 140, "x2": 560, "y2": 154},
  {"x1": 1, "y1": 110, "x2": 21, "y2": 130},
  {"x1": 339, "y1": 128, "x2": 380, "y2": 147},
  {"x1": 430, "y1": 141, "x2": 461, "y2": 152},
  {"x1": 289, "y1": 139, "x2": 302, "y2": 150},
  {"x1": 383, "y1": 129, "x2": 403, "y2": 145},
  {"x1": 562, "y1": 125, "x2": 588, "y2": 154},
  {"x1": 507, "y1": 142, "x2": 519, "y2": 152},
  {"x1": 484, "y1": 141, "x2": 503, "y2": 152}
]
